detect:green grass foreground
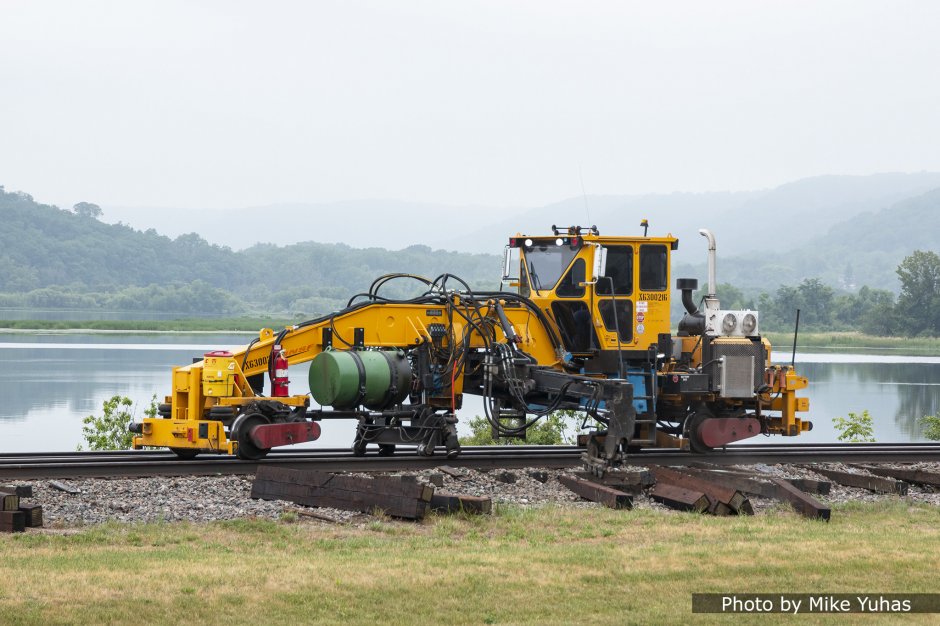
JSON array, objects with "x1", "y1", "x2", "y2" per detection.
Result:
[{"x1": 1, "y1": 502, "x2": 938, "y2": 625}]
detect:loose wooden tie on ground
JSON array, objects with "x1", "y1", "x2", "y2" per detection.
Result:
[
  {"x1": 429, "y1": 493, "x2": 493, "y2": 515},
  {"x1": 0, "y1": 485, "x2": 32, "y2": 498},
  {"x1": 689, "y1": 463, "x2": 831, "y2": 495},
  {"x1": 1, "y1": 485, "x2": 42, "y2": 531},
  {"x1": 0, "y1": 511, "x2": 25, "y2": 533},
  {"x1": 648, "y1": 466, "x2": 753, "y2": 515},
  {"x1": 851, "y1": 465, "x2": 940, "y2": 488},
  {"x1": 768, "y1": 478, "x2": 830, "y2": 521},
  {"x1": 784, "y1": 478, "x2": 831, "y2": 496},
  {"x1": 681, "y1": 467, "x2": 780, "y2": 499},
  {"x1": 574, "y1": 469, "x2": 653, "y2": 495},
  {"x1": 558, "y1": 475, "x2": 633, "y2": 509},
  {"x1": 17, "y1": 504, "x2": 43, "y2": 528},
  {"x1": 252, "y1": 467, "x2": 434, "y2": 520},
  {"x1": 678, "y1": 468, "x2": 830, "y2": 521},
  {"x1": 0, "y1": 494, "x2": 19, "y2": 512},
  {"x1": 649, "y1": 483, "x2": 709, "y2": 513},
  {"x1": 806, "y1": 466, "x2": 908, "y2": 495}
]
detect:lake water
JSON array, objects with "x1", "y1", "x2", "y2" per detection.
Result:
[{"x1": 1, "y1": 332, "x2": 938, "y2": 452}]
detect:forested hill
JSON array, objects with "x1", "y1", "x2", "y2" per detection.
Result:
[
  {"x1": 673, "y1": 186, "x2": 940, "y2": 293},
  {"x1": 0, "y1": 187, "x2": 500, "y2": 316}
]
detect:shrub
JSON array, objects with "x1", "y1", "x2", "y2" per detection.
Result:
[
  {"x1": 80, "y1": 394, "x2": 158, "y2": 450},
  {"x1": 832, "y1": 410, "x2": 876, "y2": 443},
  {"x1": 459, "y1": 410, "x2": 585, "y2": 446},
  {"x1": 919, "y1": 413, "x2": 940, "y2": 441}
]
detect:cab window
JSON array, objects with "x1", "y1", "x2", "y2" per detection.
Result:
[
  {"x1": 639, "y1": 244, "x2": 667, "y2": 291},
  {"x1": 596, "y1": 245, "x2": 633, "y2": 295},
  {"x1": 598, "y1": 299, "x2": 633, "y2": 342},
  {"x1": 556, "y1": 258, "x2": 586, "y2": 298},
  {"x1": 551, "y1": 301, "x2": 596, "y2": 352},
  {"x1": 523, "y1": 243, "x2": 579, "y2": 294}
]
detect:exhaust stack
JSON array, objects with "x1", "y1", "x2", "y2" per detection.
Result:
[{"x1": 698, "y1": 229, "x2": 720, "y2": 312}]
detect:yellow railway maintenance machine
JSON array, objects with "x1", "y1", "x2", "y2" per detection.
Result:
[{"x1": 131, "y1": 225, "x2": 811, "y2": 470}]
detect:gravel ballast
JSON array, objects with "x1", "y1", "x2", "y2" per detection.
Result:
[{"x1": 16, "y1": 462, "x2": 940, "y2": 528}]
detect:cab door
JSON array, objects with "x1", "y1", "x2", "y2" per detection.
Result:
[{"x1": 593, "y1": 245, "x2": 634, "y2": 349}]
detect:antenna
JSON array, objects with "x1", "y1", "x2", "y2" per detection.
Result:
[{"x1": 578, "y1": 163, "x2": 592, "y2": 225}]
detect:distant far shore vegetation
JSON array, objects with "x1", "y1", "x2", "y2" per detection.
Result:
[
  {"x1": 2, "y1": 185, "x2": 940, "y2": 340},
  {"x1": 0, "y1": 316, "x2": 295, "y2": 333}
]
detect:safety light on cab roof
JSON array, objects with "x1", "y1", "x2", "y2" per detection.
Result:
[{"x1": 509, "y1": 235, "x2": 582, "y2": 248}]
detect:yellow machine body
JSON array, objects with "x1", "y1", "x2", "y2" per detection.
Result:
[{"x1": 133, "y1": 225, "x2": 811, "y2": 460}]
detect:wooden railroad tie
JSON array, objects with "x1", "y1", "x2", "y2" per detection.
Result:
[
  {"x1": 769, "y1": 478, "x2": 830, "y2": 521},
  {"x1": 574, "y1": 469, "x2": 653, "y2": 495},
  {"x1": 649, "y1": 483, "x2": 709, "y2": 513},
  {"x1": 558, "y1": 475, "x2": 633, "y2": 509},
  {"x1": 689, "y1": 463, "x2": 831, "y2": 495},
  {"x1": 648, "y1": 466, "x2": 753, "y2": 515},
  {"x1": 670, "y1": 467, "x2": 830, "y2": 521},
  {"x1": 1, "y1": 485, "x2": 43, "y2": 531},
  {"x1": 18, "y1": 504, "x2": 43, "y2": 528},
  {"x1": 252, "y1": 467, "x2": 434, "y2": 521},
  {"x1": 429, "y1": 493, "x2": 493, "y2": 515},
  {"x1": 850, "y1": 465, "x2": 940, "y2": 488},
  {"x1": 0, "y1": 494, "x2": 19, "y2": 512},
  {"x1": 804, "y1": 466, "x2": 908, "y2": 495},
  {"x1": 0, "y1": 511, "x2": 25, "y2": 533},
  {"x1": 0, "y1": 485, "x2": 33, "y2": 498}
]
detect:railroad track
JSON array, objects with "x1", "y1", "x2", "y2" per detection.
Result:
[{"x1": 2, "y1": 442, "x2": 940, "y2": 480}]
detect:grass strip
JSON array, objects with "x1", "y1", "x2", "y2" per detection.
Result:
[
  {"x1": 1, "y1": 501, "x2": 937, "y2": 625},
  {"x1": 764, "y1": 331, "x2": 940, "y2": 356}
]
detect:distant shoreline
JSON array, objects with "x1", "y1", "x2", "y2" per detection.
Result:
[
  {"x1": 0, "y1": 317, "x2": 294, "y2": 333},
  {"x1": 1, "y1": 322, "x2": 937, "y2": 355},
  {"x1": 763, "y1": 331, "x2": 940, "y2": 357}
]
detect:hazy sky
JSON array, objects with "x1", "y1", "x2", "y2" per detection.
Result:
[{"x1": 2, "y1": 0, "x2": 939, "y2": 211}]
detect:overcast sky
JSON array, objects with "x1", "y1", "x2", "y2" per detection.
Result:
[{"x1": 2, "y1": 0, "x2": 939, "y2": 211}]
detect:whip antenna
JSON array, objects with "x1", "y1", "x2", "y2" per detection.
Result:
[{"x1": 579, "y1": 163, "x2": 592, "y2": 224}]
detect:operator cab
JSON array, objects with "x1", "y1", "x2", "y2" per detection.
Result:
[{"x1": 504, "y1": 225, "x2": 677, "y2": 366}]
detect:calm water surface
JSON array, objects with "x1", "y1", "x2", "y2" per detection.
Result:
[{"x1": 1, "y1": 333, "x2": 938, "y2": 452}]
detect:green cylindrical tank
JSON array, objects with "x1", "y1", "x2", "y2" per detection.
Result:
[{"x1": 308, "y1": 349, "x2": 412, "y2": 410}]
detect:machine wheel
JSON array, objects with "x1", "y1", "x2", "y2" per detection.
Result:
[
  {"x1": 158, "y1": 403, "x2": 172, "y2": 418},
  {"x1": 377, "y1": 444, "x2": 396, "y2": 456},
  {"x1": 235, "y1": 414, "x2": 270, "y2": 460},
  {"x1": 444, "y1": 428, "x2": 461, "y2": 459},
  {"x1": 685, "y1": 411, "x2": 714, "y2": 454},
  {"x1": 351, "y1": 438, "x2": 368, "y2": 457},
  {"x1": 170, "y1": 447, "x2": 199, "y2": 460}
]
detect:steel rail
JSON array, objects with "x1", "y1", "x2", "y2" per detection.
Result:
[{"x1": 1, "y1": 443, "x2": 939, "y2": 480}]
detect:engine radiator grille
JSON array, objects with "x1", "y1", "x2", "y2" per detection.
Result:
[{"x1": 707, "y1": 338, "x2": 765, "y2": 398}]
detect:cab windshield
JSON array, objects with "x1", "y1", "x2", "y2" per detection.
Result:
[{"x1": 521, "y1": 243, "x2": 579, "y2": 294}]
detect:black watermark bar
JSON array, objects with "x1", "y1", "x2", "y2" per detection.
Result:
[{"x1": 692, "y1": 594, "x2": 940, "y2": 614}]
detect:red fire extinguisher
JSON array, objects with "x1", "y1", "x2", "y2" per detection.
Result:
[{"x1": 271, "y1": 344, "x2": 289, "y2": 397}]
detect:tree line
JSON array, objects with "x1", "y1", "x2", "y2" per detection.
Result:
[
  {"x1": 708, "y1": 250, "x2": 940, "y2": 336},
  {"x1": 2, "y1": 185, "x2": 939, "y2": 334}
]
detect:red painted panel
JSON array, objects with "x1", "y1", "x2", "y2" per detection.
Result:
[{"x1": 248, "y1": 422, "x2": 321, "y2": 449}]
